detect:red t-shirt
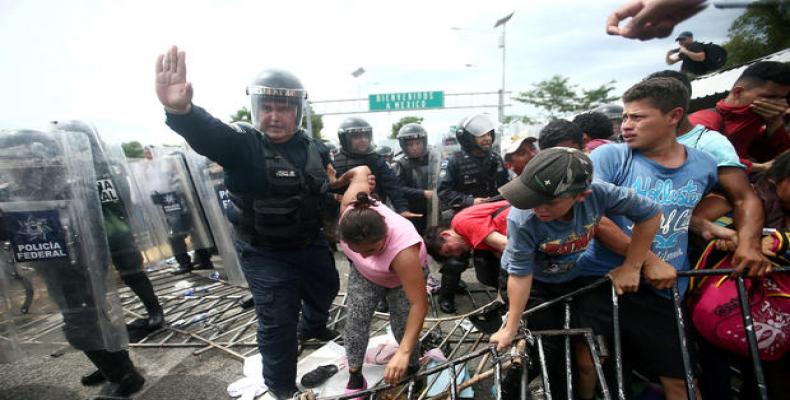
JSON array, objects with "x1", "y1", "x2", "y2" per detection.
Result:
[
  {"x1": 451, "y1": 200, "x2": 510, "y2": 252},
  {"x1": 689, "y1": 99, "x2": 790, "y2": 166}
]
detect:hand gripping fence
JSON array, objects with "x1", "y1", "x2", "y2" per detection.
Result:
[
  {"x1": 304, "y1": 265, "x2": 789, "y2": 400},
  {"x1": 7, "y1": 254, "x2": 787, "y2": 400}
]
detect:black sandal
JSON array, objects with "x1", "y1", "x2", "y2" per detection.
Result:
[{"x1": 300, "y1": 364, "x2": 339, "y2": 388}]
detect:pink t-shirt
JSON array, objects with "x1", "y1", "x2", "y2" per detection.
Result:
[{"x1": 339, "y1": 203, "x2": 428, "y2": 288}]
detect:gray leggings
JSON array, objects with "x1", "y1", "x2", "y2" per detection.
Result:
[{"x1": 345, "y1": 265, "x2": 421, "y2": 370}]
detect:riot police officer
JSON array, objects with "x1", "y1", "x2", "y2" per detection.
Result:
[
  {"x1": 0, "y1": 129, "x2": 145, "y2": 397},
  {"x1": 591, "y1": 103, "x2": 624, "y2": 140},
  {"x1": 394, "y1": 123, "x2": 439, "y2": 235},
  {"x1": 50, "y1": 121, "x2": 164, "y2": 341},
  {"x1": 436, "y1": 113, "x2": 509, "y2": 313},
  {"x1": 141, "y1": 148, "x2": 216, "y2": 275},
  {"x1": 333, "y1": 117, "x2": 409, "y2": 214},
  {"x1": 155, "y1": 46, "x2": 342, "y2": 399}
]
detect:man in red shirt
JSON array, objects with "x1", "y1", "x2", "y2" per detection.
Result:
[
  {"x1": 689, "y1": 61, "x2": 790, "y2": 173},
  {"x1": 424, "y1": 200, "x2": 509, "y2": 288}
]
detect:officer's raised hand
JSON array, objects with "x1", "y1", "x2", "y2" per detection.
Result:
[{"x1": 155, "y1": 45, "x2": 193, "y2": 115}]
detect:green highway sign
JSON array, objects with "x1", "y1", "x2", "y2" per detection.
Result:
[{"x1": 369, "y1": 91, "x2": 444, "y2": 112}]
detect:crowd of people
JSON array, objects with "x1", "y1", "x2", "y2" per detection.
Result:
[
  {"x1": 1, "y1": 2, "x2": 785, "y2": 397},
  {"x1": 152, "y1": 40, "x2": 790, "y2": 400}
]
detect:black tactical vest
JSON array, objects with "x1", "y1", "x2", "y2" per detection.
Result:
[
  {"x1": 451, "y1": 151, "x2": 503, "y2": 198},
  {"x1": 333, "y1": 150, "x2": 391, "y2": 202},
  {"x1": 396, "y1": 154, "x2": 434, "y2": 191},
  {"x1": 396, "y1": 154, "x2": 434, "y2": 214},
  {"x1": 235, "y1": 136, "x2": 328, "y2": 249},
  {"x1": 333, "y1": 151, "x2": 376, "y2": 175}
]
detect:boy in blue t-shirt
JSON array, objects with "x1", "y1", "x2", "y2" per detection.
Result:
[
  {"x1": 576, "y1": 77, "x2": 718, "y2": 400},
  {"x1": 489, "y1": 147, "x2": 661, "y2": 399}
]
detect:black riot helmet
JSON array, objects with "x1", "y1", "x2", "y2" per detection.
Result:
[
  {"x1": 592, "y1": 103, "x2": 623, "y2": 120},
  {"x1": 397, "y1": 123, "x2": 428, "y2": 158},
  {"x1": 246, "y1": 69, "x2": 307, "y2": 135},
  {"x1": 337, "y1": 117, "x2": 375, "y2": 156},
  {"x1": 591, "y1": 103, "x2": 624, "y2": 137},
  {"x1": 49, "y1": 120, "x2": 111, "y2": 176},
  {"x1": 376, "y1": 145, "x2": 393, "y2": 158},
  {"x1": 455, "y1": 113, "x2": 496, "y2": 154}
]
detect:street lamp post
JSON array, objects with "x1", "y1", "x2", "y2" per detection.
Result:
[{"x1": 494, "y1": 12, "x2": 514, "y2": 123}]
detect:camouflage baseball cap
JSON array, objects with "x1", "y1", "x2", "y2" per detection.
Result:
[{"x1": 498, "y1": 147, "x2": 593, "y2": 209}]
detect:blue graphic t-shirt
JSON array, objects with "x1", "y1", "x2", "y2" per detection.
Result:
[
  {"x1": 576, "y1": 143, "x2": 718, "y2": 297},
  {"x1": 501, "y1": 181, "x2": 660, "y2": 283},
  {"x1": 677, "y1": 124, "x2": 744, "y2": 169}
]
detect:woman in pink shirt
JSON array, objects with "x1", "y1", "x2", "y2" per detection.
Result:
[{"x1": 337, "y1": 166, "x2": 429, "y2": 397}]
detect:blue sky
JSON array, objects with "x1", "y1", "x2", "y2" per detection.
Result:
[{"x1": 0, "y1": 0, "x2": 744, "y2": 146}]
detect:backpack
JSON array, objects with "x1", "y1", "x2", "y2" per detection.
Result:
[
  {"x1": 689, "y1": 241, "x2": 790, "y2": 361},
  {"x1": 703, "y1": 42, "x2": 728, "y2": 71}
]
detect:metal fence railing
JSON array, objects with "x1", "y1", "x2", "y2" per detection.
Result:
[{"x1": 6, "y1": 255, "x2": 787, "y2": 400}]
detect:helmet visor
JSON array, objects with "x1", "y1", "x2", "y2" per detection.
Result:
[{"x1": 248, "y1": 85, "x2": 307, "y2": 135}]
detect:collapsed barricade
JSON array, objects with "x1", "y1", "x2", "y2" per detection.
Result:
[{"x1": 2, "y1": 249, "x2": 787, "y2": 399}]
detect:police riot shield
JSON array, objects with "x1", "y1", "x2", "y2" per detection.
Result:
[
  {"x1": 128, "y1": 150, "x2": 214, "y2": 268},
  {"x1": 128, "y1": 158, "x2": 174, "y2": 262},
  {"x1": 50, "y1": 121, "x2": 168, "y2": 270},
  {"x1": 106, "y1": 143, "x2": 171, "y2": 267},
  {"x1": 0, "y1": 129, "x2": 127, "y2": 356},
  {"x1": 425, "y1": 148, "x2": 442, "y2": 229},
  {"x1": 183, "y1": 150, "x2": 246, "y2": 285},
  {"x1": 0, "y1": 268, "x2": 23, "y2": 363}
]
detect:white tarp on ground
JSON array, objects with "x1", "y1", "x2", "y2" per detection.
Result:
[{"x1": 227, "y1": 338, "x2": 387, "y2": 400}]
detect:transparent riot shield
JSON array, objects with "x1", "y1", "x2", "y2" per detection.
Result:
[
  {"x1": 183, "y1": 150, "x2": 246, "y2": 286},
  {"x1": 0, "y1": 268, "x2": 23, "y2": 363},
  {"x1": 49, "y1": 121, "x2": 169, "y2": 269},
  {"x1": 106, "y1": 144, "x2": 170, "y2": 267},
  {"x1": 128, "y1": 151, "x2": 215, "y2": 270},
  {"x1": 425, "y1": 148, "x2": 442, "y2": 229},
  {"x1": 0, "y1": 129, "x2": 127, "y2": 357},
  {"x1": 128, "y1": 159, "x2": 175, "y2": 263}
]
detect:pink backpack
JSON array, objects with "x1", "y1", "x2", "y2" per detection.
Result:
[{"x1": 690, "y1": 242, "x2": 790, "y2": 361}]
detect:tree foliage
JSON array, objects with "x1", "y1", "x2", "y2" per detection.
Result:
[
  {"x1": 722, "y1": 1, "x2": 789, "y2": 68},
  {"x1": 513, "y1": 75, "x2": 618, "y2": 121},
  {"x1": 121, "y1": 141, "x2": 144, "y2": 159},
  {"x1": 305, "y1": 103, "x2": 323, "y2": 140},
  {"x1": 229, "y1": 107, "x2": 251, "y2": 123},
  {"x1": 390, "y1": 116, "x2": 424, "y2": 139}
]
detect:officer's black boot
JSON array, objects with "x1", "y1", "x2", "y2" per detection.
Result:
[
  {"x1": 82, "y1": 350, "x2": 108, "y2": 386},
  {"x1": 193, "y1": 248, "x2": 214, "y2": 270},
  {"x1": 171, "y1": 252, "x2": 193, "y2": 275},
  {"x1": 96, "y1": 350, "x2": 145, "y2": 398},
  {"x1": 123, "y1": 272, "x2": 164, "y2": 331},
  {"x1": 438, "y1": 256, "x2": 468, "y2": 313},
  {"x1": 438, "y1": 272, "x2": 458, "y2": 314},
  {"x1": 81, "y1": 369, "x2": 106, "y2": 386}
]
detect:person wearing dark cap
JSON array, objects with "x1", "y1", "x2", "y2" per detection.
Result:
[
  {"x1": 489, "y1": 148, "x2": 661, "y2": 400},
  {"x1": 666, "y1": 31, "x2": 707, "y2": 79},
  {"x1": 538, "y1": 119, "x2": 584, "y2": 150}
]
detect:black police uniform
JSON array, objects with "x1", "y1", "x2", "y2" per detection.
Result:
[
  {"x1": 333, "y1": 150, "x2": 409, "y2": 213},
  {"x1": 394, "y1": 152, "x2": 435, "y2": 234},
  {"x1": 437, "y1": 149, "x2": 509, "y2": 308},
  {"x1": 165, "y1": 106, "x2": 339, "y2": 396}
]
